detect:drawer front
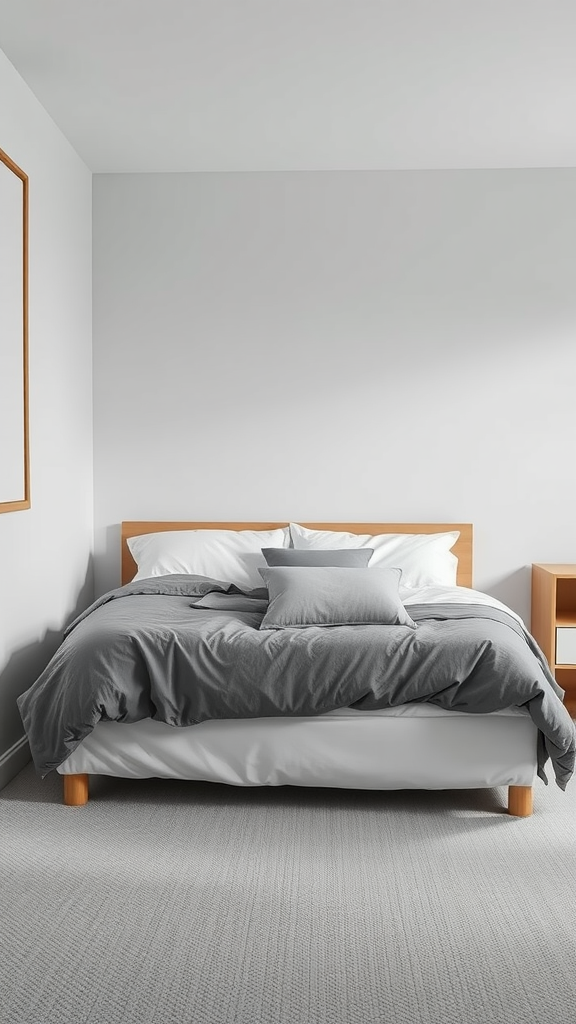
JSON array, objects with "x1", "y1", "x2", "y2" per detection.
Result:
[{"x1": 556, "y1": 627, "x2": 576, "y2": 665}]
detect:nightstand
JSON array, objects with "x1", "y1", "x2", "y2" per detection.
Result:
[{"x1": 531, "y1": 564, "x2": 576, "y2": 717}]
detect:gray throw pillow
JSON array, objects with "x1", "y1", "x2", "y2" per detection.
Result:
[
  {"x1": 261, "y1": 547, "x2": 374, "y2": 568},
  {"x1": 259, "y1": 566, "x2": 416, "y2": 630}
]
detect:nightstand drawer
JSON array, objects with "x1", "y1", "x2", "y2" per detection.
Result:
[{"x1": 556, "y1": 628, "x2": 576, "y2": 665}]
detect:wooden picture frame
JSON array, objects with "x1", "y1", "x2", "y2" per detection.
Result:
[{"x1": 0, "y1": 146, "x2": 29, "y2": 514}]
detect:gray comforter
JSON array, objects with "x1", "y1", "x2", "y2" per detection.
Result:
[{"x1": 17, "y1": 575, "x2": 576, "y2": 788}]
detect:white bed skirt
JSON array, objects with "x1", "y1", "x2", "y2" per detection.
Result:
[{"x1": 57, "y1": 704, "x2": 538, "y2": 790}]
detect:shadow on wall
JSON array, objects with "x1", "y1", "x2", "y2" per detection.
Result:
[
  {"x1": 107, "y1": 521, "x2": 122, "y2": 589},
  {"x1": 92, "y1": 522, "x2": 123, "y2": 598},
  {"x1": 0, "y1": 555, "x2": 94, "y2": 788},
  {"x1": 486, "y1": 566, "x2": 532, "y2": 626},
  {"x1": 98, "y1": 521, "x2": 153, "y2": 596}
]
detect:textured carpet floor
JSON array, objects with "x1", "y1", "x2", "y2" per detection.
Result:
[{"x1": 0, "y1": 767, "x2": 575, "y2": 1024}]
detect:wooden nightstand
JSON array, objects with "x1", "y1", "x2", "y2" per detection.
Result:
[{"x1": 531, "y1": 564, "x2": 576, "y2": 717}]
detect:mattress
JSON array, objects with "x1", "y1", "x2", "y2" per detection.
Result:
[{"x1": 57, "y1": 703, "x2": 537, "y2": 790}]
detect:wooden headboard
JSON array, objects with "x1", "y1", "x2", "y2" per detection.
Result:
[{"x1": 121, "y1": 521, "x2": 473, "y2": 588}]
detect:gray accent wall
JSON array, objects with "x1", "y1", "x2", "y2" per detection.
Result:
[{"x1": 93, "y1": 169, "x2": 576, "y2": 623}]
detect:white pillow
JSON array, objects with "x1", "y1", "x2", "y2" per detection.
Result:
[
  {"x1": 289, "y1": 524, "x2": 459, "y2": 589},
  {"x1": 128, "y1": 527, "x2": 290, "y2": 589}
]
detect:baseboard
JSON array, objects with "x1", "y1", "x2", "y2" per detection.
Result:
[{"x1": 0, "y1": 734, "x2": 31, "y2": 791}]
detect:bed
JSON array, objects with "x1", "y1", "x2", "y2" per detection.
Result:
[{"x1": 18, "y1": 522, "x2": 576, "y2": 815}]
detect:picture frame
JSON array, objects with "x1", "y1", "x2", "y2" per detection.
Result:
[{"x1": 0, "y1": 146, "x2": 29, "y2": 514}]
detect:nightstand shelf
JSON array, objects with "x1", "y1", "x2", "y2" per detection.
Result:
[{"x1": 531, "y1": 563, "x2": 576, "y2": 717}]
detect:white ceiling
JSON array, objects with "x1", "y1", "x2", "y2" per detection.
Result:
[{"x1": 1, "y1": 0, "x2": 575, "y2": 173}]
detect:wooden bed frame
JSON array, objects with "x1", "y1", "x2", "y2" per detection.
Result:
[{"x1": 63, "y1": 521, "x2": 534, "y2": 816}]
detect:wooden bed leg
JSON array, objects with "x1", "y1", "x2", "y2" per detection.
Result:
[
  {"x1": 507, "y1": 785, "x2": 533, "y2": 817},
  {"x1": 63, "y1": 773, "x2": 89, "y2": 806}
]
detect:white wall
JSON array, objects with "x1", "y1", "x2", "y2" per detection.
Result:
[
  {"x1": 0, "y1": 49, "x2": 93, "y2": 785},
  {"x1": 93, "y1": 170, "x2": 576, "y2": 622}
]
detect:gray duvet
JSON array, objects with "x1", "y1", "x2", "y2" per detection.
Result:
[{"x1": 17, "y1": 575, "x2": 576, "y2": 788}]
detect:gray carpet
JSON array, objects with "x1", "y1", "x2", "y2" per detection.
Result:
[{"x1": 1, "y1": 766, "x2": 575, "y2": 1024}]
